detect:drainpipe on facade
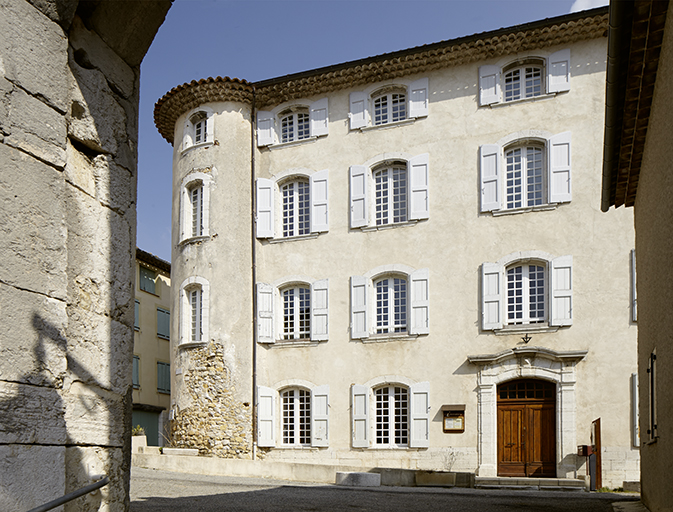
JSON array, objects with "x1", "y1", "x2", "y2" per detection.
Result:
[{"x1": 250, "y1": 89, "x2": 258, "y2": 461}]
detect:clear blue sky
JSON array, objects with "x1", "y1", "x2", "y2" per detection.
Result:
[{"x1": 137, "y1": 0, "x2": 608, "y2": 262}]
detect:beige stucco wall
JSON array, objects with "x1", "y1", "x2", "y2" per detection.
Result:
[
  {"x1": 168, "y1": 36, "x2": 638, "y2": 486},
  {"x1": 633, "y1": 5, "x2": 673, "y2": 511}
]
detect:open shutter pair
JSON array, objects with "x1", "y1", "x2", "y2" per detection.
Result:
[
  {"x1": 256, "y1": 280, "x2": 329, "y2": 343},
  {"x1": 256, "y1": 170, "x2": 329, "y2": 238},
  {"x1": 351, "y1": 382, "x2": 430, "y2": 448},
  {"x1": 480, "y1": 255, "x2": 573, "y2": 330},
  {"x1": 257, "y1": 385, "x2": 330, "y2": 447},
  {"x1": 478, "y1": 49, "x2": 571, "y2": 106},
  {"x1": 349, "y1": 78, "x2": 429, "y2": 130},
  {"x1": 350, "y1": 269, "x2": 429, "y2": 339},
  {"x1": 257, "y1": 98, "x2": 329, "y2": 146},
  {"x1": 349, "y1": 154, "x2": 429, "y2": 228},
  {"x1": 479, "y1": 132, "x2": 572, "y2": 212},
  {"x1": 182, "y1": 114, "x2": 214, "y2": 150}
]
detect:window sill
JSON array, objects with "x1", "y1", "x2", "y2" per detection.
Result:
[
  {"x1": 157, "y1": 390, "x2": 170, "y2": 395},
  {"x1": 268, "y1": 233, "x2": 320, "y2": 244},
  {"x1": 264, "y1": 136, "x2": 320, "y2": 150},
  {"x1": 356, "y1": 117, "x2": 422, "y2": 132},
  {"x1": 180, "y1": 140, "x2": 214, "y2": 155},
  {"x1": 139, "y1": 288, "x2": 159, "y2": 297},
  {"x1": 276, "y1": 445, "x2": 322, "y2": 450},
  {"x1": 483, "y1": 93, "x2": 559, "y2": 109},
  {"x1": 491, "y1": 204, "x2": 558, "y2": 216},
  {"x1": 357, "y1": 220, "x2": 419, "y2": 232},
  {"x1": 266, "y1": 339, "x2": 326, "y2": 348},
  {"x1": 178, "y1": 341, "x2": 207, "y2": 349},
  {"x1": 157, "y1": 335, "x2": 170, "y2": 341},
  {"x1": 360, "y1": 333, "x2": 419, "y2": 344},
  {"x1": 179, "y1": 235, "x2": 210, "y2": 246},
  {"x1": 493, "y1": 325, "x2": 559, "y2": 336}
]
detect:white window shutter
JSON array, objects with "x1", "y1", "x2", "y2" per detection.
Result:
[
  {"x1": 550, "y1": 255, "x2": 573, "y2": 326},
  {"x1": 256, "y1": 282, "x2": 275, "y2": 343},
  {"x1": 311, "y1": 384, "x2": 329, "y2": 447},
  {"x1": 349, "y1": 91, "x2": 368, "y2": 129},
  {"x1": 311, "y1": 279, "x2": 329, "y2": 341},
  {"x1": 309, "y1": 98, "x2": 329, "y2": 137},
  {"x1": 547, "y1": 49, "x2": 571, "y2": 93},
  {"x1": 257, "y1": 111, "x2": 275, "y2": 146},
  {"x1": 409, "y1": 153, "x2": 430, "y2": 220},
  {"x1": 256, "y1": 178, "x2": 274, "y2": 238},
  {"x1": 350, "y1": 275, "x2": 369, "y2": 339},
  {"x1": 182, "y1": 121, "x2": 193, "y2": 150},
  {"x1": 631, "y1": 249, "x2": 637, "y2": 322},
  {"x1": 408, "y1": 77, "x2": 429, "y2": 118},
  {"x1": 482, "y1": 262, "x2": 503, "y2": 330},
  {"x1": 480, "y1": 144, "x2": 501, "y2": 212},
  {"x1": 409, "y1": 381, "x2": 430, "y2": 448},
  {"x1": 410, "y1": 268, "x2": 430, "y2": 335},
  {"x1": 257, "y1": 386, "x2": 277, "y2": 447},
  {"x1": 205, "y1": 114, "x2": 214, "y2": 143},
  {"x1": 351, "y1": 384, "x2": 369, "y2": 448},
  {"x1": 479, "y1": 65, "x2": 500, "y2": 106},
  {"x1": 349, "y1": 165, "x2": 368, "y2": 228},
  {"x1": 310, "y1": 169, "x2": 329, "y2": 233},
  {"x1": 548, "y1": 132, "x2": 572, "y2": 203}
]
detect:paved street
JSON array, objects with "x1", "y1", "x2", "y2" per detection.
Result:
[{"x1": 130, "y1": 467, "x2": 643, "y2": 512}]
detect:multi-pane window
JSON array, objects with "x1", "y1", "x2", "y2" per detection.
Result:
[
  {"x1": 282, "y1": 181, "x2": 310, "y2": 237},
  {"x1": 375, "y1": 386, "x2": 409, "y2": 446},
  {"x1": 503, "y1": 65, "x2": 543, "y2": 102},
  {"x1": 282, "y1": 388, "x2": 311, "y2": 445},
  {"x1": 188, "y1": 111, "x2": 209, "y2": 146},
  {"x1": 280, "y1": 110, "x2": 310, "y2": 143},
  {"x1": 283, "y1": 287, "x2": 311, "y2": 340},
  {"x1": 507, "y1": 264, "x2": 545, "y2": 325},
  {"x1": 374, "y1": 166, "x2": 407, "y2": 225},
  {"x1": 139, "y1": 266, "x2": 157, "y2": 294},
  {"x1": 375, "y1": 277, "x2": 407, "y2": 334},
  {"x1": 157, "y1": 362, "x2": 170, "y2": 394},
  {"x1": 190, "y1": 287, "x2": 203, "y2": 342},
  {"x1": 190, "y1": 183, "x2": 203, "y2": 237},
  {"x1": 505, "y1": 146, "x2": 544, "y2": 209},
  {"x1": 373, "y1": 91, "x2": 407, "y2": 125}
]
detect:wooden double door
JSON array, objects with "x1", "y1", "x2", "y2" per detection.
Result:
[{"x1": 497, "y1": 379, "x2": 556, "y2": 477}]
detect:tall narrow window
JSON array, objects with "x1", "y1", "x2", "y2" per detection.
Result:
[
  {"x1": 190, "y1": 111, "x2": 208, "y2": 144},
  {"x1": 132, "y1": 355, "x2": 140, "y2": 389},
  {"x1": 373, "y1": 91, "x2": 407, "y2": 125},
  {"x1": 375, "y1": 386, "x2": 409, "y2": 446},
  {"x1": 190, "y1": 287, "x2": 202, "y2": 342},
  {"x1": 375, "y1": 277, "x2": 407, "y2": 334},
  {"x1": 157, "y1": 362, "x2": 171, "y2": 394},
  {"x1": 190, "y1": 183, "x2": 203, "y2": 237},
  {"x1": 503, "y1": 63, "x2": 543, "y2": 102},
  {"x1": 282, "y1": 286, "x2": 311, "y2": 340},
  {"x1": 648, "y1": 350, "x2": 657, "y2": 440},
  {"x1": 282, "y1": 181, "x2": 310, "y2": 237},
  {"x1": 134, "y1": 299, "x2": 140, "y2": 330},
  {"x1": 282, "y1": 388, "x2": 311, "y2": 445},
  {"x1": 507, "y1": 264, "x2": 545, "y2": 325},
  {"x1": 374, "y1": 165, "x2": 407, "y2": 225},
  {"x1": 505, "y1": 146, "x2": 544, "y2": 209},
  {"x1": 280, "y1": 109, "x2": 310, "y2": 143},
  {"x1": 157, "y1": 308, "x2": 170, "y2": 340}
]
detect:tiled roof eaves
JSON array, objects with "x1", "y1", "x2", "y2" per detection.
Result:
[
  {"x1": 154, "y1": 7, "x2": 608, "y2": 144},
  {"x1": 136, "y1": 247, "x2": 171, "y2": 274}
]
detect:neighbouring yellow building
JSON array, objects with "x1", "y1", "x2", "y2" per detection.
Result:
[{"x1": 132, "y1": 248, "x2": 172, "y2": 446}]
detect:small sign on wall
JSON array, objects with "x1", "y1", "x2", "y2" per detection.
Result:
[{"x1": 442, "y1": 405, "x2": 465, "y2": 433}]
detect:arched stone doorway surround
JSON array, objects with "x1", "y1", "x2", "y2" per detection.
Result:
[{"x1": 467, "y1": 347, "x2": 587, "y2": 478}]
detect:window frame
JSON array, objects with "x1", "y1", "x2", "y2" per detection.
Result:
[
  {"x1": 281, "y1": 285, "x2": 312, "y2": 341},
  {"x1": 182, "y1": 107, "x2": 215, "y2": 152},
  {"x1": 372, "y1": 88, "x2": 408, "y2": 126},
  {"x1": 281, "y1": 387, "x2": 312, "y2": 446},
  {"x1": 257, "y1": 98, "x2": 329, "y2": 147},
  {"x1": 179, "y1": 171, "x2": 212, "y2": 245},
  {"x1": 482, "y1": 252, "x2": 572, "y2": 332},
  {"x1": 157, "y1": 361, "x2": 171, "y2": 394},
  {"x1": 132, "y1": 355, "x2": 140, "y2": 389},
  {"x1": 502, "y1": 58, "x2": 545, "y2": 103},
  {"x1": 478, "y1": 49, "x2": 570, "y2": 106},
  {"x1": 349, "y1": 78, "x2": 429, "y2": 130},
  {"x1": 505, "y1": 262, "x2": 547, "y2": 326},
  {"x1": 134, "y1": 299, "x2": 140, "y2": 331},
  {"x1": 279, "y1": 108, "x2": 311, "y2": 144},
  {"x1": 157, "y1": 307, "x2": 170, "y2": 340},
  {"x1": 179, "y1": 276, "x2": 210, "y2": 347},
  {"x1": 350, "y1": 154, "x2": 429, "y2": 230},
  {"x1": 139, "y1": 266, "x2": 157, "y2": 295},
  {"x1": 281, "y1": 179, "x2": 311, "y2": 238}
]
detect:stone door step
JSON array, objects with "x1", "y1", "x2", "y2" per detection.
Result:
[{"x1": 475, "y1": 476, "x2": 586, "y2": 491}]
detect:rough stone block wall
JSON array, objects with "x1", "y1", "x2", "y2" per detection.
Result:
[
  {"x1": 0, "y1": 1, "x2": 170, "y2": 510},
  {"x1": 172, "y1": 342, "x2": 252, "y2": 458}
]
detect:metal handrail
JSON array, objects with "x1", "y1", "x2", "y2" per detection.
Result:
[{"x1": 26, "y1": 476, "x2": 109, "y2": 512}]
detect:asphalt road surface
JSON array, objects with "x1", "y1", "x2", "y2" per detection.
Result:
[{"x1": 130, "y1": 467, "x2": 643, "y2": 512}]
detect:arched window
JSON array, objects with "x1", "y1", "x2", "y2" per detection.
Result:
[
  {"x1": 502, "y1": 59, "x2": 544, "y2": 102},
  {"x1": 373, "y1": 163, "x2": 407, "y2": 225},
  {"x1": 375, "y1": 385, "x2": 409, "y2": 446},
  {"x1": 279, "y1": 107, "x2": 310, "y2": 143},
  {"x1": 281, "y1": 180, "x2": 310, "y2": 237},
  {"x1": 281, "y1": 388, "x2": 311, "y2": 445},
  {"x1": 504, "y1": 144, "x2": 544, "y2": 209},
  {"x1": 372, "y1": 88, "x2": 407, "y2": 125},
  {"x1": 374, "y1": 276, "x2": 407, "y2": 334},
  {"x1": 182, "y1": 108, "x2": 214, "y2": 151},
  {"x1": 282, "y1": 285, "x2": 311, "y2": 340},
  {"x1": 179, "y1": 277, "x2": 209, "y2": 345},
  {"x1": 506, "y1": 262, "x2": 546, "y2": 325},
  {"x1": 180, "y1": 172, "x2": 212, "y2": 243},
  {"x1": 189, "y1": 286, "x2": 202, "y2": 342},
  {"x1": 189, "y1": 182, "x2": 203, "y2": 237}
]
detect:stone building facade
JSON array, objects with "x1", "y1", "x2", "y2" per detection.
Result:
[
  {"x1": 0, "y1": 1, "x2": 170, "y2": 510},
  {"x1": 155, "y1": 7, "x2": 640, "y2": 487}
]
